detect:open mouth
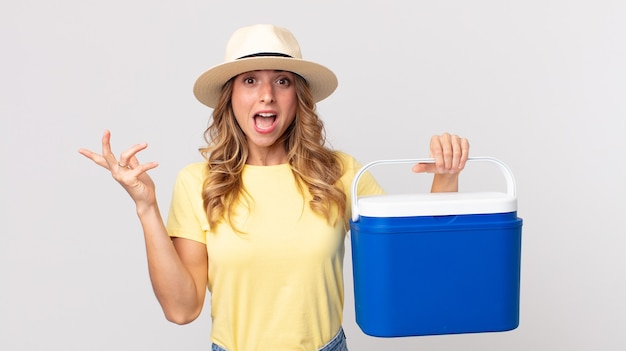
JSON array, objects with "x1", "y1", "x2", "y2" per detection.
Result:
[{"x1": 254, "y1": 113, "x2": 277, "y2": 130}]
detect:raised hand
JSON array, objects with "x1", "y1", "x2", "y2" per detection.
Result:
[{"x1": 78, "y1": 129, "x2": 159, "y2": 209}]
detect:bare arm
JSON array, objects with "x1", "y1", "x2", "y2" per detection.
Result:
[
  {"x1": 138, "y1": 204, "x2": 208, "y2": 324},
  {"x1": 78, "y1": 130, "x2": 207, "y2": 324}
]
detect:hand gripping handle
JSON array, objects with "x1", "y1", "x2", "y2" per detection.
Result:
[{"x1": 351, "y1": 157, "x2": 517, "y2": 222}]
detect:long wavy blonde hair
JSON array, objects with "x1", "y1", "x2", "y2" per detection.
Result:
[{"x1": 199, "y1": 74, "x2": 346, "y2": 231}]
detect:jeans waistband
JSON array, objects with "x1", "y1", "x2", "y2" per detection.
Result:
[{"x1": 211, "y1": 327, "x2": 347, "y2": 351}]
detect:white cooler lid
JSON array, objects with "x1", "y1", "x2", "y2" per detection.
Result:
[{"x1": 357, "y1": 192, "x2": 517, "y2": 217}]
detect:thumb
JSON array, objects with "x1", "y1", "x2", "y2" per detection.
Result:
[{"x1": 412, "y1": 163, "x2": 436, "y2": 173}]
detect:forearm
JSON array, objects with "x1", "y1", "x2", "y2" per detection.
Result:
[
  {"x1": 136, "y1": 204, "x2": 204, "y2": 324},
  {"x1": 431, "y1": 173, "x2": 459, "y2": 193}
]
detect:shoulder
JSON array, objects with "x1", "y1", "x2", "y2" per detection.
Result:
[
  {"x1": 334, "y1": 151, "x2": 385, "y2": 197},
  {"x1": 334, "y1": 151, "x2": 363, "y2": 175},
  {"x1": 334, "y1": 151, "x2": 363, "y2": 188},
  {"x1": 173, "y1": 161, "x2": 208, "y2": 189}
]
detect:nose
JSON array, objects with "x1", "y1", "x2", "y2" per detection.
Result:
[{"x1": 259, "y1": 81, "x2": 275, "y2": 103}]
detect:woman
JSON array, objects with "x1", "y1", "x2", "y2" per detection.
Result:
[{"x1": 79, "y1": 24, "x2": 469, "y2": 351}]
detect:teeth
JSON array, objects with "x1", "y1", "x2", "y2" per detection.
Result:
[{"x1": 254, "y1": 113, "x2": 276, "y2": 129}]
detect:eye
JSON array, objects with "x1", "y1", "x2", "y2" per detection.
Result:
[
  {"x1": 243, "y1": 76, "x2": 256, "y2": 85},
  {"x1": 276, "y1": 77, "x2": 291, "y2": 86}
]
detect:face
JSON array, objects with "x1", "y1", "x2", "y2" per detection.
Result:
[{"x1": 231, "y1": 70, "x2": 298, "y2": 164}]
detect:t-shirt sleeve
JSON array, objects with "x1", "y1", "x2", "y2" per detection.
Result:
[
  {"x1": 338, "y1": 152, "x2": 385, "y2": 222},
  {"x1": 354, "y1": 163, "x2": 385, "y2": 197},
  {"x1": 340, "y1": 152, "x2": 385, "y2": 196},
  {"x1": 165, "y1": 163, "x2": 209, "y2": 244}
]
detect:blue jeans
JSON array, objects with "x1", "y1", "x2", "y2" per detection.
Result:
[{"x1": 211, "y1": 327, "x2": 348, "y2": 351}]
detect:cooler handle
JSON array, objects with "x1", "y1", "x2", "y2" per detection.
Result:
[{"x1": 351, "y1": 157, "x2": 517, "y2": 222}]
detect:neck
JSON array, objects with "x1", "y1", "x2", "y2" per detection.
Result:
[{"x1": 246, "y1": 145, "x2": 288, "y2": 166}]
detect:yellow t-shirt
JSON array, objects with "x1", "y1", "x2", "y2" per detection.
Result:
[{"x1": 166, "y1": 152, "x2": 383, "y2": 351}]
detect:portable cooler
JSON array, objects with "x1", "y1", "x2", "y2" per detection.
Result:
[{"x1": 350, "y1": 157, "x2": 523, "y2": 337}]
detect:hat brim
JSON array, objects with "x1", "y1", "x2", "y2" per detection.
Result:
[{"x1": 193, "y1": 56, "x2": 338, "y2": 108}]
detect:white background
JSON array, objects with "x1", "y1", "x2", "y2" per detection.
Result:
[{"x1": 2, "y1": 0, "x2": 625, "y2": 350}]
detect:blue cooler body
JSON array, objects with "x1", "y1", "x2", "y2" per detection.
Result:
[{"x1": 349, "y1": 157, "x2": 523, "y2": 337}]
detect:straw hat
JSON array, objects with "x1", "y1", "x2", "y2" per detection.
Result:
[{"x1": 193, "y1": 24, "x2": 338, "y2": 108}]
